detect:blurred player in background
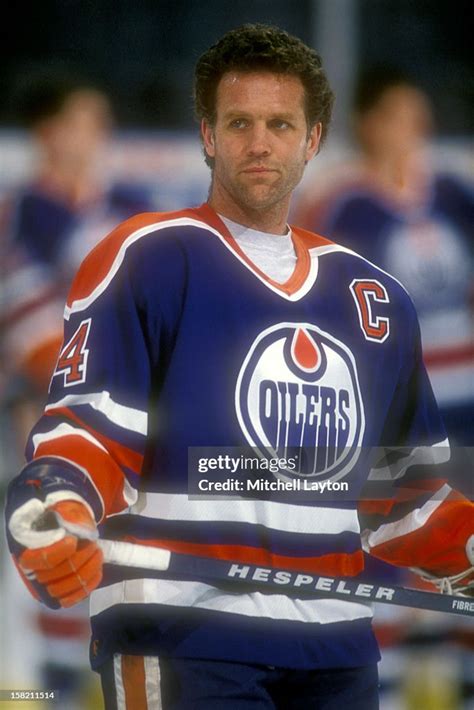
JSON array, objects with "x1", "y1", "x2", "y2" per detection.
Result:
[
  {"x1": 294, "y1": 65, "x2": 474, "y2": 709},
  {"x1": 1, "y1": 67, "x2": 153, "y2": 439},
  {"x1": 0, "y1": 67, "x2": 153, "y2": 708},
  {"x1": 295, "y1": 66, "x2": 474, "y2": 448}
]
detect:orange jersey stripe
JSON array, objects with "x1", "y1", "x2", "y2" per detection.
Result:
[
  {"x1": 197, "y1": 203, "x2": 332, "y2": 296},
  {"x1": 370, "y1": 495, "x2": 474, "y2": 576},
  {"x1": 66, "y1": 203, "x2": 335, "y2": 307},
  {"x1": 121, "y1": 655, "x2": 148, "y2": 710},
  {"x1": 45, "y1": 406, "x2": 144, "y2": 475},
  {"x1": 66, "y1": 208, "x2": 202, "y2": 307},
  {"x1": 34, "y1": 436, "x2": 129, "y2": 517},
  {"x1": 121, "y1": 535, "x2": 364, "y2": 577}
]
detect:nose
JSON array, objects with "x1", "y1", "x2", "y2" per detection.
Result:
[{"x1": 246, "y1": 122, "x2": 271, "y2": 158}]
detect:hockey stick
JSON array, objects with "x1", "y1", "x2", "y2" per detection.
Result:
[
  {"x1": 96, "y1": 538, "x2": 474, "y2": 617},
  {"x1": 33, "y1": 511, "x2": 472, "y2": 617}
]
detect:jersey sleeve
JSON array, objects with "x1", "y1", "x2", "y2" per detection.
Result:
[
  {"x1": 0, "y1": 196, "x2": 64, "y2": 396},
  {"x1": 7, "y1": 214, "x2": 186, "y2": 523},
  {"x1": 359, "y1": 306, "x2": 474, "y2": 577}
]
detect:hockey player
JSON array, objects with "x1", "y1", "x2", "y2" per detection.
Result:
[
  {"x1": 294, "y1": 66, "x2": 474, "y2": 447},
  {"x1": 0, "y1": 68, "x2": 152, "y2": 706},
  {"x1": 5, "y1": 25, "x2": 474, "y2": 709},
  {"x1": 1, "y1": 68, "x2": 153, "y2": 430}
]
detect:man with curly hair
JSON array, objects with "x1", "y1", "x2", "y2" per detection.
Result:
[{"x1": 6, "y1": 24, "x2": 473, "y2": 709}]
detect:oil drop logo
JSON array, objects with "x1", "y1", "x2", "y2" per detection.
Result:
[{"x1": 235, "y1": 323, "x2": 365, "y2": 481}]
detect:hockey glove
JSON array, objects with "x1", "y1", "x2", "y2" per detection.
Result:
[
  {"x1": 8, "y1": 495, "x2": 103, "y2": 608},
  {"x1": 413, "y1": 534, "x2": 474, "y2": 597}
]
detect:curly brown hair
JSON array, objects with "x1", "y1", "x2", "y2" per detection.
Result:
[{"x1": 194, "y1": 24, "x2": 334, "y2": 145}]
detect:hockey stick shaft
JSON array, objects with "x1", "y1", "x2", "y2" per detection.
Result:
[{"x1": 97, "y1": 539, "x2": 474, "y2": 617}]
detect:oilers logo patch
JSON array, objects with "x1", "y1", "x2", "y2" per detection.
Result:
[{"x1": 235, "y1": 323, "x2": 365, "y2": 481}]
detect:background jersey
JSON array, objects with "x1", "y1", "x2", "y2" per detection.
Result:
[
  {"x1": 8, "y1": 204, "x2": 471, "y2": 672},
  {"x1": 0, "y1": 180, "x2": 153, "y2": 396},
  {"x1": 296, "y1": 172, "x2": 474, "y2": 444}
]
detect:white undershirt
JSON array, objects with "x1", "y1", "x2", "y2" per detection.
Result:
[{"x1": 220, "y1": 215, "x2": 297, "y2": 284}]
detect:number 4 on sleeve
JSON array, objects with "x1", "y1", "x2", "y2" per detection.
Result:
[{"x1": 52, "y1": 318, "x2": 91, "y2": 387}]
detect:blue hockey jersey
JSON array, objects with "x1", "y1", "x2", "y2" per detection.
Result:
[
  {"x1": 9, "y1": 203, "x2": 472, "y2": 671},
  {"x1": 0, "y1": 180, "x2": 153, "y2": 399},
  {"x1": 295, "y1": 171, "x2": 474, "y2": 443}
]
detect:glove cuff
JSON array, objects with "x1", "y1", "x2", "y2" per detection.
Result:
[
  {"x1": 44, "y1": 491, "x2": 95, "y2": 521},
  {"x1": 6, "y1": 458, "x2": 104, "y2": 524},
  {"x1": 412, "y1": 565, "x2": 474, "y2": 596},
  {"x1": 8, "y1": 491, "x2": 94, "y2": 549},
  {"x1": 8, "y1": 499, "x2": 64, "y2": 549}
]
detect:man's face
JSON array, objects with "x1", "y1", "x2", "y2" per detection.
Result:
[
  {"x1": 202, "y1": 71, "x2": 321, "y2": 218},
  {"x1": 357, "y1": 85, "x2": 433, "y2": 160},
  {"x1": 38, "y1": 90, "x2": 112, "y2": 170}
]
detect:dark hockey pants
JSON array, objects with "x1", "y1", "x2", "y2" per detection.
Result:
[{"x1": 100, "y1": 655, "x2": 379, "y2": 709}]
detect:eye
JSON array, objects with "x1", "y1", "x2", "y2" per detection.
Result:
[
  {"x1": 229, "y1": 118, "x2": 249, "y2": 129},
  {"x1": 270, "y1": 119, "x2": 291, "y2": 130}
]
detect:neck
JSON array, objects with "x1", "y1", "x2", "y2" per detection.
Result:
[
  {"x1": 208, "y1": 184, "x2": 290, "y2": 235},
  {"x1": 39, "y1": 158, "x2": 100, "y2": 205},
  {"x1": 363, "y1": 149, "x2": 427, "y2": 198}
]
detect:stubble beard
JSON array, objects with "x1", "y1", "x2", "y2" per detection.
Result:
[{"x1": 216, "y1": 159, "x2": 306, "y2": 216}]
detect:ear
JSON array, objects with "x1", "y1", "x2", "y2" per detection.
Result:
[
  {"x1": 201, "y1": 119, "x2": 216, "y2": 159},
  {"x1": 305, "y1": 122, "x2": 322, "y2": 162}
]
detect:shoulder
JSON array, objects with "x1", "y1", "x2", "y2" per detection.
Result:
[
  {"x1": 298, "y1": 223, "x2": 416, "y2": 314},
  {"x1": 80, "y1": 205, "x2": 220, "y2": 261},
  {"x1": 65, "y1": 206, "x2": 219, "y2": 315}
]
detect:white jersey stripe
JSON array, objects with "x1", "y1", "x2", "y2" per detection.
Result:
[
  {"x1": 113, "y1": 654, "x2": 127, "y2": 710},
  {"x1": 32, "y1": 422, "x2": 108, "y2": 453},
  {"x1": 64, "y1": 215, "x2": 321, "y2": 312},
  {"x1": 46, "y1": 391, "x2": 148, "y2": 436},
  {"x1": 368, "y1": 439, "x2": 450, "y2": 481},
  {"x1": 63, "y1": 216, "x2": 409, "y2": 316},
  {"x1": 144, "y1": 657, "x2": 162, "y2": 709},
  {"x1": 310, "y1": 243, "x2": 411, "y2": 296},
  {"x1": 131, "y1": 491, "x2": 360, "y2": 535},
  {"x1": 65, "y1": 218, "x2": 221, "y2": 317},
  {"x1": 90, "y1": 578, "x2": 373, "y2": 625},
  {"x1": 362, "y1": 483, "x2": 453, "y2": 549}
]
